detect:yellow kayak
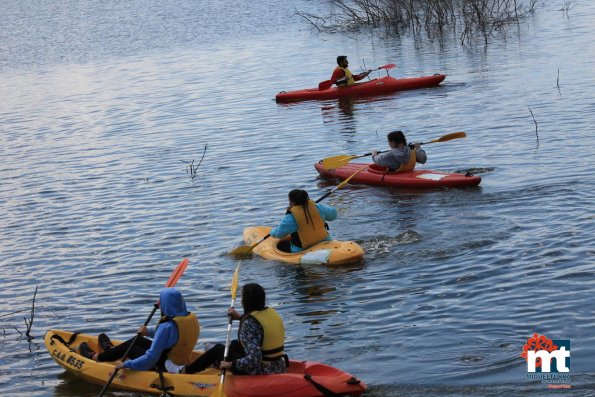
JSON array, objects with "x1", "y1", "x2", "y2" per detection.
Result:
[
  {"x1": 243, "y1": 226, "x2": 364, "y2": 265},
  {"x1": 45, "y1": 329, "x2": 367, "y2": 397}
]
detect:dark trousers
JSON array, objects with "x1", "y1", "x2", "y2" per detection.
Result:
[
  {"x1": 277, "y1": 240, "x2": 292, "y2": 253},
  {"x1": 97, "y1": 336, "x2": 152, "y2": 362},
  {"x1": 185, "y1": 340, "x2": 245, "y2": 374}
]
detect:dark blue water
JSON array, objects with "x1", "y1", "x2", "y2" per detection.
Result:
[{"x1": 1, "y1": 0, "x2": 594, "y2": 396}]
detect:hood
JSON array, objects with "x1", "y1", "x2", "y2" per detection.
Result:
[{"x1": 159, "y1": 288, "x2": 189, "y2": 318}]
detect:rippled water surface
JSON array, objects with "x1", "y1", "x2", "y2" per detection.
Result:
[{"x1": 1, "y1": 0, "x2": 594, "y2": 396}]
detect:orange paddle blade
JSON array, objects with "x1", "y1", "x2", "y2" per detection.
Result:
[{"x1": 165, "y1": 258, "x2": 189, "y2": 287}]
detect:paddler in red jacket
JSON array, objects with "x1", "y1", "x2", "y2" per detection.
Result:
[{"x1": 330, "y1": 56, "x2": 371, "y2": 87}]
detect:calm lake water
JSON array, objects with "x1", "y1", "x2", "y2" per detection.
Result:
[{"x1": 1, "y1": 0, "x2": 594, "y2": 396}]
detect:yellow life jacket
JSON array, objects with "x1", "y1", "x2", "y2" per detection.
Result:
[
  {"x1": 158, "y1": 313, "x2": 200, "y2": 365},
  {"x1": 248, "y1": 308, "x2": 285, "y2": 362},
  {"x1": 396, "y1": 149, "x2": 417, "y2": 173},
  {"x1": 289, "y1": 199, "x2": 329, "y2": 249},
  {"x1": 335, "y1": 67, "x2": 355, "y2": 86}
]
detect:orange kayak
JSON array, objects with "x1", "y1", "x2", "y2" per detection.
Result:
[
  {"x1": 45, "y1": 329, "x2": 367, "y2": 397},
  {"x1": 276, "y1": 74, "x2": 445, "y2": 102},
  {"x1": 243, "y1": 226, "x2": 364, "y2": 265}
]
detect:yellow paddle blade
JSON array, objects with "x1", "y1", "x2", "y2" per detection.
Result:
[
  {"x1": 230, "y1": 262, "x2": 240, "y2": 300},
  {"x1": 229, "y1": 244, "x2": 254, "y2": 257},
  {"x1": 430, "y1": 131, "x2": 466, "y2": 143},
  {"x1": 321, "y1": 154, "x2": 357, "y2": 170}
]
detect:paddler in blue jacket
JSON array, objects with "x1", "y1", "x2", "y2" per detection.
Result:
[
  {"x1": 79, "y1": 287, "x2": 199, "y2": 372},
  {"x1": 372, "y1": 130, "x2": 427, "y2": 172},
  {"x1": 270, "y1": 189, "x2": 337, "y2": 253}
]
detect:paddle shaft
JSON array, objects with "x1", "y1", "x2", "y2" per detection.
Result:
[
  {"x1": 338, "y1": 140, "x2": 445, "y2": 162},
  {"x1": 216, "y1": 295, "x2": 236, "y2": 396},
  {"x1": 322, "y1": 131, "x2": 467, "y2": 170},
  {"x1": 97, "y1": 258, "x2": 189, "y2": 397},
  {"x1": 213, "y1": 262, "x2": 240, "y2": 397}
]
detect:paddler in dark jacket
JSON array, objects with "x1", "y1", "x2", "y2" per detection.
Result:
[
  {"x1": 330, "y1": 55, "x2": 371, "y2": 87},
  {"x1": 270, "y1": 189, "x2": 337, "y2": 253},
  {"x1": 184, "y1": 283, "x2": 286, "y2": 375},
  {"x1": 372, "y1": 130, "x2": 427, "y2": 172}
]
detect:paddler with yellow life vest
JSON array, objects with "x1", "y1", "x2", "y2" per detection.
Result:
[
  {"x1": 331, "y1": 55, "x2": 372, "y2": 87},
  {"x1": 372, "y1": 130, "x2": 428, "y2": 172},
  {"x1": 78, "y1": 287, "x2": 199, "y2": 373},
  {"x1": 270, "y1": 189, "x2": 337, "y2": 253},
  {"x1": 184, "y1": 283, "x2": 286, "y2": 375}
]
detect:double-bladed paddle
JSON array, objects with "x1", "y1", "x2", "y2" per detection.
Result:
[
  {"x1": 97, "y1": 258, "x2": 189, "y2": 397},
  {"x1": 318, "y1": 63, "x2": 397, "y2": 91},
  {"x1": 229, "y1": 165, "x2": 368, "y2": 257},
  {"x1": 211, "y1": 261, "x2": 241, "y2": 397},
  {"x1": 321, "y1": 131, "x2": 467, "y2": 170}
]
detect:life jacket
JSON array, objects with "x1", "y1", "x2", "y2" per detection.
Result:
[
  {"x1": 334, "y1": 67, "x2": 355, "y2": 86},
  {"x1": 157, "y1": 313, "x2": 200, "y2": 365},
  {"x1": 396, "y1": 149, "x2": 417, "y2": 173},
  {"x1": 245, "y1": 308, "x2": 285, "y2": 362},
  {"x1": 289, "y1": 199, "x2": 329, "y2": 249}
]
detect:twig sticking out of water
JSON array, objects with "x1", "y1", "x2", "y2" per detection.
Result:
[
  {"x1": 557, "y1": 68, "x2": 560, "y2": 91},
  {"x1": 182, "y1": 144, "x2": 208, "y2": 179},
  {"x1": 528, "y1": 107, "x2": 539, "y2": 149},
  {"x1": 294, "y1": 8, "x2": 323, "y2": 32},
  {"x1": 560, "y1": 2, "x2": 575, "y2": 13},
  {"x1": 23, "y1": 284, "x2": 38, "y2": 341},
  {"x1": 0, "y1": 309, "x2": 30, "y2": 318}
]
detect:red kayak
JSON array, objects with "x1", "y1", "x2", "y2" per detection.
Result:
[
  {"x1": 315, "y1": 162, "x2": 481, "y2": 188},
  {"x1": 276, "y1": 74, "x2": 446, "y2": 102}
]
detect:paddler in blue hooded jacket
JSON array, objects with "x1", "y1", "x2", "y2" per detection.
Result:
[
  {"x1": 79, "y1": 287, "x2": 199, "y2": 372},
  {"x1": 269, "y1": 189, "x2": 337, "y2": 253}
]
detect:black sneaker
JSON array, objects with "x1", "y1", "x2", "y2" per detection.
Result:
[
  {"x1": 98, "y1": 333, "x2": 114, "y2": 351},
  {"x1": 79, "y1": 342, "x2": 96, "y2": 359}
]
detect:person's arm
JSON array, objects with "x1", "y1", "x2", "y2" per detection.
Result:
[
  {"x1": 315, "y1": 203, "x2": 337, "y2": 222},
  {"x1": 371, "y1": 151, "x2": 397, "y2": 168},
  {"x1": 412, "y1": 143, "x2": 427, "y2": 164},
  {"x1": 231, "y1": 318, "x2": 264, "y2": 375},
  {"x1": 353, "y1": 70, "x2": 372, "y2": 81},
  {"x1": 123, "y1": 323, "x2": 177, "y2": 371},
  {"x1": 269, "y1": 213, "x2": 297, "y2": 239}
]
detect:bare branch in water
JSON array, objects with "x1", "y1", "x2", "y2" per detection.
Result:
[
  {"x1": 295, "y1": 10, "x2": 324, "y2": 32},
  {"x1": 0, "y1": 309, "x2": 30, "y2": 318},
  {"x1": 182, "y1": 144, "x2": 208, "y2": 179},
  {"x1": 24, "y1": 284, "x2": 38, "y2": 341},
  {"x1": 297, "y1": 0, "x2": 540, "y2": 44},
  {"x1": 528, "y1": 107, "x2": 539, "y2": 150}
]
